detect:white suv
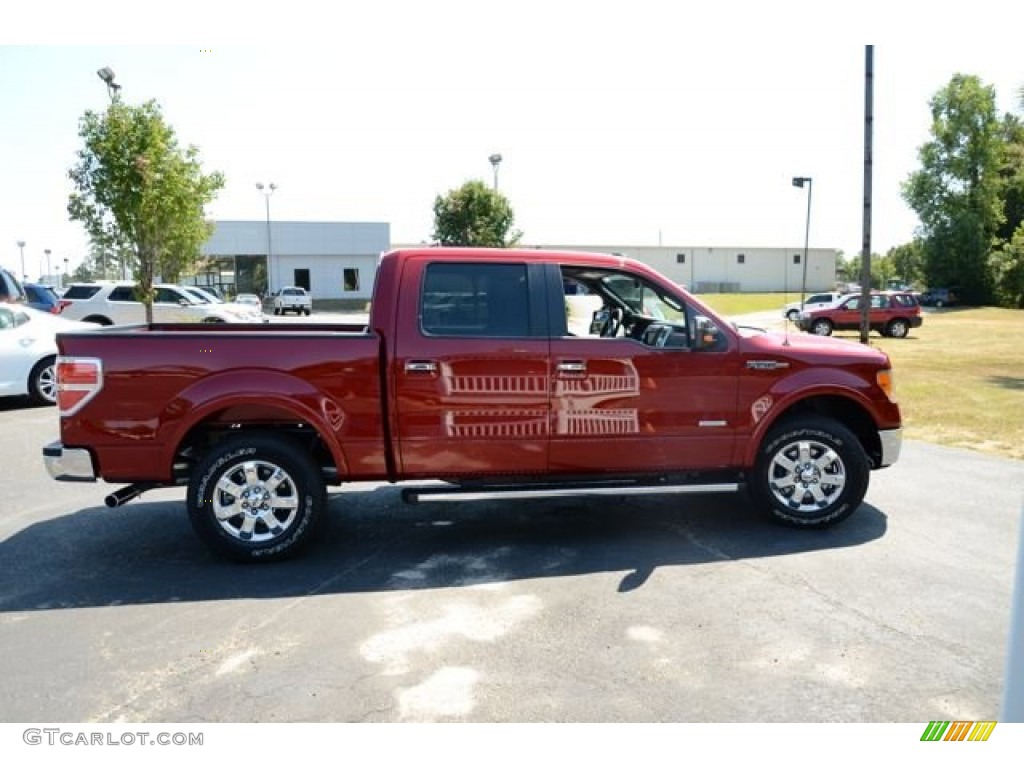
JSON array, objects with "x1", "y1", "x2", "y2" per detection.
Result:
[
  {"x1": 273, "y1": 286, "x2": 312, "y2": 316},
  {"x1": 58, "y1": 283, "x2": 260, "y2": 325},
  {"x1": 782, "y1": 291, "x2": 846, "y2": 322}
]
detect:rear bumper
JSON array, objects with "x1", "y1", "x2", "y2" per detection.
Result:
[
  {"x1": 42, "y1": 441, "x2": 97, "y2": 482},
  {"x1": 878, "y1": 428, "x2": 902, "y2": 468}
]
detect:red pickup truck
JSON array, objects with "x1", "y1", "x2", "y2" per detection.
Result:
[{"x1": 44, "y1": 248, "x2": 903, "y2": 562}]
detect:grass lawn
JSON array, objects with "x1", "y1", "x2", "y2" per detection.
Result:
[{"x1": 699, "y1": 296, "x2": 1024, "y2": 462}]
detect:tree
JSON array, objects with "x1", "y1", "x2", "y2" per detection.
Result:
[
  {"x1": 887, "y1": 240, "x2": 925, "y2": 287},
  {"x1": 902, "y1": 74, "x2": 1005, "y2": 305},
  {"x1": 990, "y1": 223, "x2": 1024, "y2": 308},
  {"x1": 996, "y1": 113, "x2": 1024, "y2": 247},
  {"x1": 432, "y1": 180, "x2": 522, "y2": 247},
  {"x1": 68, "y1": 99, "x2": 224, "y2": 322}
]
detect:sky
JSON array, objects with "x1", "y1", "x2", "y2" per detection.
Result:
[{"x1": 2, "y1": 2, "x2": 1023, "y2": 280}]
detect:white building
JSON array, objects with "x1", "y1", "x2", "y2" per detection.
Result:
[
  {"x1": 542, "y1": 244, "x2": 838, "y2": 293},
  {"x1": 199, "y1": 220, "x2": 389, "y2": 300}
]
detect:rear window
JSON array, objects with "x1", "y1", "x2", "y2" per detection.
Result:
[
  {"x1": 283, "y1": 288, "x2": 306, "y2": 296},
  {"x1": 421, "y1": 262, "x2": 530, "y2": 337},
  {"x1": 63, "y1": 285, "x2": 103, "y2": 300}
]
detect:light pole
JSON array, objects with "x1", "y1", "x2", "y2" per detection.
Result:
[
  {"x1": 256, "y1": 182, "x2": 277, "y2": 294},
  {"x1": 16, "y1": 240, "x2": 26, "y2": 282},
  {"x1": 97, "y1": 67, "x2": 121, "y2": 102},
  {"x1": 792, "y1": 176, "x2": 813, "y2": 310},
  {"x1": 45, "y1": 249, "x2": 51, "y2": 285},
  {"x1": 56, "y1": 266, "x2": 62, "y2": 291},
  {"x1": 489, "y1": 153, "x2": 502, "y2": 191},
  {"x1": 64, "y1": 257, "x2": 69, "y2": 286}
]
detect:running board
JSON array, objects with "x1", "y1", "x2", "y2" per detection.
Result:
[{"x1": 401, "y1": 482, "x2": 740, "y2": 504}]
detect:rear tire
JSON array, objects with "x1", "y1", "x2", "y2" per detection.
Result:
[
  {"x1": 886, "y1": 318, "x2": 909, "y2": 338},
  {"x1": 187, "y1": 433, "x2": 326, "y2": 562},
  {"x1": 750, "y1": 418, "x2": 869, "y2": 528}
]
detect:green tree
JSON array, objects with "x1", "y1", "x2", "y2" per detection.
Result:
[
  {"x1": 432, "y1": 180, "x2": 522, "y2": 247},
  {"x1": 989, "y1": 223, "x2": 1024, "y2": 308},
  {"x1": 68, "y1": 99, "x2": 224, "y2": 322},
  {"x1": 996, "y1": 113, "x2": 1024, "y2": 247},
  {"x1": 902, "y1": 74, "x2": 1005, "y2": 304},
  {"x1": 887, "y1": 240, "x2": 925, "y2": 287}
]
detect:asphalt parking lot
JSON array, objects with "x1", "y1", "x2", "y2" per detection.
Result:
[{"x1": 1, "y1": 395, "x2": 1021, "y2": 723}]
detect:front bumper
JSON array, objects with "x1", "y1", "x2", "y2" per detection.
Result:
[
  {"x1": 878, "y1": 428, "x2": 903, "y2": 468},
  {"x1": 43, "y1": 441, "x2": 97, "y2": 482}
]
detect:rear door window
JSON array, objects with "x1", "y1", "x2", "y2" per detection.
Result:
[{"x1": 421, "y1": 263, "x2": 530, "y2": 337}]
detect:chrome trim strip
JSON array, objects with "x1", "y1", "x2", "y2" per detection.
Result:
[
  {"x1": 411, "y1": 483, "x2": 739, "y2": 503},
  {"x1": 698, "y1": 420, "x2": 727, "y2": 427}
]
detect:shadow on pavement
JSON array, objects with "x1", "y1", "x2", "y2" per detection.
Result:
[{"x1": 0, "y1": 485, "x2": 887, "y2": 612}]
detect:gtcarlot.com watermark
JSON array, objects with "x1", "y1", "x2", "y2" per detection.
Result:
[{"x1": 23, "y1": 728, "x2": 203, "y2": 747}]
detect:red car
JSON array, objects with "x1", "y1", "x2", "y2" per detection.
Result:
[{"x1": 797, "y1": 292, "x2": 923, "y2": 338}]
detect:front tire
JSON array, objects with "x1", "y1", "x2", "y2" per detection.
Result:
[
  {"x1": 786, "y1": 309, "x2": 799, "y2": 323},
  {"x1": 811, "y1": 318, "x2": 833, "y2": 336},
  {"x1": 750, "y1": 418, "x2": 869, "y2": 528},
  {"x1": 28, "y1": 356, "x2": 57, "y2": 405},
  {"x1": 187, "y1": 433, "x2": 326, "y2": 562}
]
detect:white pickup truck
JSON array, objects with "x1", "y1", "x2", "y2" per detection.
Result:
[{"x1": 273, "y1": 286, "x2": 312, "y2": 316}]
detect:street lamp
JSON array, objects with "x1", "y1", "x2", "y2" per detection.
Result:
[
  {"x1": 256, "y1": 182, "x2": 278, "y2": 293},
  {"x1": 16, "y1": 240, "x2": 26, "y2": 282},
  {"x1": 792, "y1": 176, "x2": 813, "y2": 310},
  {"x1": 56, "y1": 266, "x2": 62, "y2": 291},
  {"x1": 64, "y1": 257, "x2": 69, "y2": 285},
  {"x1": 45, "y1": 249, "x2": 51, "y2": 285},
  {"x1": 97, "y1": 67, "x2": 121, "y2": 102},
  {"x1": 489, "y1": 153, "x2": 502, "y2": 191}
]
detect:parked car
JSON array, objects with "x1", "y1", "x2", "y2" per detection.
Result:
[
  {"x1": 58, "y1": 282, "x2": 262, "y2": 325},
  {"x1": 24, "y1": 283, "x2": 61, "y2": 314},
  {"x1": 0, "y1": 267, "x2": 27, "y2": 305},
  {"x1": 273, "y1": 286, "x2": 312, "y2": 316},
  {"x1": 796, "y1": 291, "x2": 923, "y2": 338},
  {"x1": 234, "y1": 293, "x2": 263, "y2": 310},
  {"x1": 0, "y1": 304, "x2": 96, "y2": 405},
  {"x1": 180, "y1": 286, "x2": 264, "y2": 322},
  {"x1": 782, "y1": 291, "x2": 846, "y2": 322},
  {"x1": 920, "y1": 287, "x2": 960, "y2": 308}
]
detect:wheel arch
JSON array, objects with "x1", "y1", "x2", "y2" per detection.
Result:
[
  {"x1": 159, "y1": 375, "x2": 350, "y2": 485},
  {"x1": 744, "y1": 393, "x2": 883, "y2": 469}
]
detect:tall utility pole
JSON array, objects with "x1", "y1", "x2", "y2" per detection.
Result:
[
  {"x1": 859, "y1": 45, "x2": 874, "y2": 345},
  {"x1": 256, "y1": 182, "x2": 277, "y2": 294},
  {"x1": 792, "y1": 177, "x2": 813, "y2": 310},
  {"x1": 16, "y1": 240, "x2": 26, "y2": 282}
]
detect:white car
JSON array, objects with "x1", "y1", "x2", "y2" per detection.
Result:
[
  {"x1": 0, "y1": 304, "x2": 97, "y2": 405},
  {"x1": 59, "y1": 283, "x2": 260, "y2": 325},
  {"x1": 273, "y1": 286, "x2": 312, "y2": 316},
  {"x1": 782, "y1": 291, "x2": 846, "y2": 322},
  {"x1": 181, "y1": 286, "x2": 265, "y2": 322}
]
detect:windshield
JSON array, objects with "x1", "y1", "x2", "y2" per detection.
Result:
[{"x1": 600, "y1": 273, "x2": 685, "y2": 322}]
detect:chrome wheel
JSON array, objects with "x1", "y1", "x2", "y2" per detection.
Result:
[
  {"x1": 211, "y1": 459, "x2": 300, "y2": 542},
  {"x1": 29, "y1": 358, "x2": 58, "y2": 405},
  {"x1": 812, "y1": 319, "x2": 832, "y2": 336},
  {"x1": 767, "y1": 437, "x2": 846, "y2": 514}
]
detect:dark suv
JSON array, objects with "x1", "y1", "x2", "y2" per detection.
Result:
[
  {"x1": 920, "y1": 287, "x2": 960, "y2": 308},
  {"x1": 1, "y1": 268, "x2": 27, "y2": 304}
]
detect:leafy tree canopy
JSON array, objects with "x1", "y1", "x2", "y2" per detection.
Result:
[
  {"x1": 68, "y1": 99, "x2": 224, "y2": 321},
  {"x1": 432, "y1": 180, "x2": 522, "y2": 247}
]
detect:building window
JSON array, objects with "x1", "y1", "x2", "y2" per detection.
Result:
[
  {"x1": 676, "y1": 253, "x2": 686, "y2": 264},
  {"x1": 794, "y1": 254, "x2": 801, "y2": 264},
  {"x1": 343, "y1": 268, "x2": 360, "y2": 292},
  {"x1": 737, "y1": 253, "x2": 746, "y2": 265}
]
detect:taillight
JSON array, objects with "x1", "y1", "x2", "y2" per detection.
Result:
[
  {"x1": 57, "y1": 357, "x2": 104, "y2": 416},
  {"x1": 57, "y1": 300, "x2": 71, "y2": 313}
]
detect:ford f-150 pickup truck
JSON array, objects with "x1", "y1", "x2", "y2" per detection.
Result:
[{"x1": 43, "y1": 248, "x2": 902, "y2": 562}]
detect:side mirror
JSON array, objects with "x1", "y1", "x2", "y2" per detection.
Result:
[{"x1": 693, "y1": 316, "x2": 720, "y2": 351}]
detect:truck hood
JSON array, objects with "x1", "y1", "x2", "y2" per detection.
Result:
[{"x1": 736, "y1": 326, "x2": 890, "y2": 367}]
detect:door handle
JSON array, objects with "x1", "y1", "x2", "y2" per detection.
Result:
[
  {"x1": 405, "y1": 361, "x2": 438, "y2": 374},
  {"x1": 557, "y1": 361, "x2": 586, "y2": 373}
]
